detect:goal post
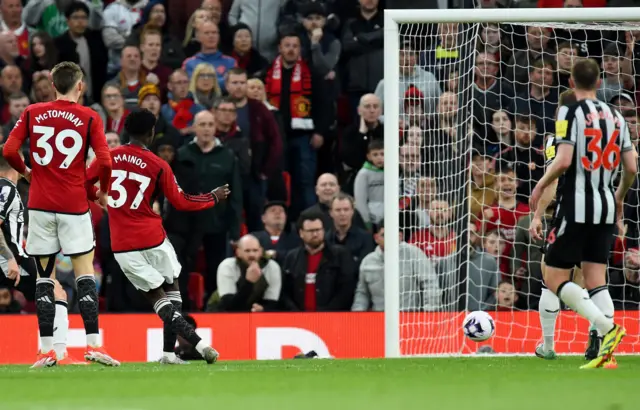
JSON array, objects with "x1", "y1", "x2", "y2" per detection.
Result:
[{"x1": 383, "y1": 7, "x2": 640, "y2": 358}]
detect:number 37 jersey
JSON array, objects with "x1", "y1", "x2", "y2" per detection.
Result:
[
  {"x1": 86, "y1": 144, "x2": 218, "y2": 253},
  {"x1": 5, "y1": 100, "x2": 112, "y2": 214},
  {"x1": 555, "y1": 99, "x2": 633, "y2": 224}
]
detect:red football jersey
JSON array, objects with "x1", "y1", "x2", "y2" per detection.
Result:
[
  {"x1": 86, "y1": 144, "x2": 218, "y2": 252},
  {"x1": 477, "y1": 202, "x2": 530, "y2": 274},
  {"x1": 3, "y1": 100, "x2": 112, "y2": 214},
  {"x1": 408, "y1": 228, "x2": 456, "y2": 259}
]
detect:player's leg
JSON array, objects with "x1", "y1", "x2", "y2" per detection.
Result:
[
  {"x1": 574, "y1": 267, "x2": 600, "y2": 360},
  {"x1": 537, "y1": 257, "x2": 559, "y2": 359},
  {"x1": 159, "y1": 282, "x2": 187, "y2": 364},
  {"x1": 25, "y1": 210, "x2": 62, "y2": 367}
]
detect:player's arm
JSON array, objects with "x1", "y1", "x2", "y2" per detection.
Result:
[
  {"x1": 0, "y1": 188, "x2": 20, "y2": 283},
  {"x1": 535, "y1": 137, "x2": 559, "y2": 219},
  {"x1": 88, "y1": 114, "x2": 113, "y2": 194},
  {"x1": 615, "y1": 121, "x2": 637, "y2": 203},
  {"x1": 2, "y1": 110, "x2": 29, "y2": 175},
  {"x1": 160, "y1": 162, "x2": 226, "y2": 211}
]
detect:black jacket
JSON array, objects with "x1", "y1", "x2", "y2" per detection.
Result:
[
  {"x1": 253, "y1": 229, "x2": 301, "y2": 263},
  {"x1": 341, "y1": 11, "x2": 384, "y2": 93},
  {"x1": 325, "y1": 226, "x2": 375, "y2": 270},
  {"x1": 280, "y1": 244, "x2": 356, "y2": 311},
  {"x1": 55, "y1": 30, "x2": 108, "y2": 104},
  {"x1": 340, "y1": 121, "x2": 383, "y2": 170},
  {"x1": 166, "y1": 141, "x2": 243, "y2": 238}
]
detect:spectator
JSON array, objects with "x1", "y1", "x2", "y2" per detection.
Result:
[
  {"x1": 55, "y1": 1, "x2": 108, "y2": 104},
  {"x1": 161, "y1": 68, "x2": 206, "y2": 134},
  {"x1": 23, "y1": 0, "x2": 104, "y2": 39},
  {"x1": 1, "y1": 92, "x2": 28, "y2": 136},
  {"x1": 0, "y1": 0, "x2": 29, "y2": 58},
  {"x1": 477, "y1": 162, "x2": 530, "y2": 275},
  {"x1": 99, "y1": 85, "x2": 129, "y2": 134},
  {"x1": 0, "y1": 285, "x2": 21, "y2": 313},
  {"x1": 597, "y1": 43, "x2": 627, "y2": 104},
  {"x1": 472, "y1": 50, "x2": 515, "y2": 139},
  {"x1": 485, "y1": 109, "x2": 514, "y2": 155},
  {"x1": 108, "y1": 45, "x2": 148, "y2": 109},
  {"x1": 200, "y1": 0, "x2": 232, "y2": 52},
  {"x1": 125, "y1": 0, "x2": 185, "y2": 69},
  {"x1": 326, "y1": 193, "x2": 375, "y2": 269},
  {"x1": 341, "y1": 0, "x2": 384, "y2": 116},
  {"x1": 409, "y1": 198, "x2": 457, "y2": 263},
  {"x1": 169, "y1": 110, "x2": 243, "y2": 301},
  {"x1": 265, "y1": 32, "x2": 326, "y2": 218},
  {"x1": 498, "y1": 115, "x2": 545, "y2": 204},
  {"x1": 463, "y1": 223, "x2": 499, "y2": 312},
  {"x1": 515, "y1": 58, "x2": 558, "y2": 136},
  {"x1": 30, "y1": 70, "x2": 55, "y2": 102},
  {"x1": 399, "y1": 144, "x2": 421, "y2": 197},
  {"x1": 103, "y1": 0, "x2": 145, "y2": 75},
  {"x1": 339, "y1": 93, "x2": 383, "y2": 192},
  {"x1": 139, "y1": 28, "x2": 173, "y2": 100},
  {"x1": 182, "y1": 21, "x2": 236, "y2": 90},
  {"x1": 125, "y1": 83, "x2": 181, "y2": 149},
  {"x1": 228, "y1": 0, "x2": 282, "y2": 62},
  {"x1": 28, "y1": 32, "x2": 58, "y2": 74},
  {"x1": 423, "y1": 23, "x2": 463, "y2": 84},
  {"x1": 252, "y1": 201, "x2": 301, "y2": 261},
  {"x1": 211, "y1": 234, "x2": 282, "y2": 312},
  {"x1": 469, "y1": 152, "x2": 496, "y2": 220},
  {"x1": 352, "y1": 222, "x2": 441, "y2": 312},
  {"x1": 555, "y1": 41, "x2": 578, "y2": 92},
  {"x1": 0, "y1": 34, "x2": 28, "y2": 90},
  {"x1": 410, "y1": 176, "x2": 437, "y2": 229},
  {"x1": 0, "y1": 65, "x2": 22, "y2": 124},
  {"x1": 611, "y1": 93, "x2": 635, "y2": 113},
  {"x1": 246, "y1": 77, "x2": 287, "y2": 154},
  {"x1": 189, "y1": 63, "x2": 222, "y2": 109},
  {"x1": 507, "y1": 26, "x2": 553, "y2": 96},
  {"x1": 494, "y1": 281, "x2": 518, "y2": 311},
  {"x1": 305, "y1": 173, "x2": 367, "y2": 231},
  {"x1": 353, "y1": 139, "x2": 384, "y2": 230},
  {"x1": 106, "y1": 131, "x2": 121, "y2": 149},
  {"x1": 182, "y1": 8, "x2": 214, "y2": 58},
  {"x1": 374, "y1": 40, "x2": 441, "y2": 119},
  {"x1": 225, "y1": 67, "x2": 284, "y2": 231},
  {"x1": 227, "y1": 23, "x2": 269, "y2": 79},
  {"x1": 281, "y1": 210, "x2": 356, "y2": 312},
  {"x1": 624, "y1": 109, "x2": 639, "y2": 145}
]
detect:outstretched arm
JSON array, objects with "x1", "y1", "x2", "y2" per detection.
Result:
[
  {"x1": 88, "y1": 115, "x2": 112, "y2": 194},
  {"x1": 3, "y1": 110, "x2": 29, "y2": 175},
  {"x1": 160, "y1": 161, "x2": 220, "y2": 211}
]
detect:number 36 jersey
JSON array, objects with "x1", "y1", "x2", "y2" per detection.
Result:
[
  {"x1": 4, "y1": 100, "x2": 112, "y2": 214},
  {"x1": 86, "y1": 144, "x2": 218, "y2": 253},
  {"x1": 555, "y1": 100, "x2": 632, "y2": 225}
]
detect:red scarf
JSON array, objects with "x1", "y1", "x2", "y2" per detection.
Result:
[
  {"x1": 265, "y1": 56, "x2": 313, "y2": 130},
  {"x1": 232, "y1": 50, "x2": 250, "y2": 69},
  {"x1": 106, "y1": 109, "x2": 130, "y2": 134},
  {"x1": 170, "y1": 98, "x2": 195, "y2": 130}
]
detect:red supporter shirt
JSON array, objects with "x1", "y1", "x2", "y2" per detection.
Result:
[
  {"x1": 305, "y1": 252, "x2": 323, "y2": 312},
  {"x1": 408, "y1": 229, "x2": 456, "y2": 259},
  {"x1": 3, "y1": 100, "x2": 112, "y2": 214},
  {"x1": 477, "y1": 202, "x2": 530, "y2": 274},
  {"x1": 86, "y1": 144, "x2": 218, "y2": 253}
]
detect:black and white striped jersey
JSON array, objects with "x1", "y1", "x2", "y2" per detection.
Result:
[
  {"x1": 555, "y1": 99, "x2": 633, "y2": 225},
  {"x1": 0, "y1": 178, "x2": 26, "y2": 261}
]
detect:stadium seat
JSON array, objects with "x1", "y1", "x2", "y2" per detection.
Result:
[
  {"x1": 282, "y1": 171, "x2": 291, "y2": 207},
  {"x1": 195, "y1": 246, "x2": 206, "y2": 273},
  {"x1": 188, "y1": 272, "x2": 205, "y2": 311}
]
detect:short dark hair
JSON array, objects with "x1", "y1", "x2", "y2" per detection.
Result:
[
  {"x1": 556, "y1": 41, "x2": 578, "y2": 52},
  {"x1": 558, "y1": 89, "x2": 577, "y2": 106},
  {"x1": 375, "y1": 220, "x2": 384, "y2": 234},
  {"x1": 65, "y1": 1, "x2": 90, "y2": 19},
  {"x1": 571, "y1": 58, "x2": 600, "y2": 90},
  {"x1": 8, "y1": 92, "x2": 28, "y2": 102},
  {"x1": 279, "y1": 31, "x2": 300, "y2": 43},
  {"x1": 51, "y1": 61, "x2": 84, "y2": 95},
  {"x1": 213, "y1": 97, "x2": 236, "y2": 109},
  {"x1": 529, "y1": 57, "x2": 556, "y2": 72},
  {"x1": 367, "y1": 139, "x2": 384, "y2": 152},
  {"x1": 623, "y1": 109, "x2": 639, "y2": 120},
  {"x1": 227, "y1": 67, "x2": 247, "y2": 78},
  {"x1": 330, "y1": 192, "x2": 355, "y2": 210},
  {"x1": 514, "y1": 114, "x2": 534, "y2": 127},
  {"x1": 124, "y1": 109, "x2": 157, "y2": 144},
  {"x1": 297, "y1": 210, "x2": 324, "y2": 231}
]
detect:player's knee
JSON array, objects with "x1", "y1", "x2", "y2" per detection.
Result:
[
  {"x1": 70, "y1": 252, "x2": 96, "y2": 277},
  {"x1": 573, "y1": 268, "x2": 585, "y2": 288},
  {"x1": 53, "y1": 280, "x2": 67, "y2": 302}
]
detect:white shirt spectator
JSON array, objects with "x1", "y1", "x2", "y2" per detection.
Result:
[{"x1": 102, "y1": 0, "x2": 146, "y2": 73}]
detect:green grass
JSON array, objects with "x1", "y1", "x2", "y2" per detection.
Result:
[{"x1": 0, "y1": 357, "x2": 637, "y2": 410}]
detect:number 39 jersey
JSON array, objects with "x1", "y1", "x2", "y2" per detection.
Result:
[
  {"x1": 86, "y1": 144, "x2": 218, "y2": 252},
  {"x1": 555, "y1": 99, "x2": 633, "y2": 225},
  {"x1": 4, "y1": 100, "x2": 112, "y2": 214}
]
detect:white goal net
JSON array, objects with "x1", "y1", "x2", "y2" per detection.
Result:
[{"x1": 384, "y1": 8, "x2": 640, "y2": 357}]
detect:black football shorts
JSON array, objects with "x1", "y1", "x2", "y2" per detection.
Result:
[{"x1": 544, "y1": 220, "x2": 616, "y2": 270}]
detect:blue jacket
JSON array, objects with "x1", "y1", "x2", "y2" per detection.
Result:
[
  {"x1": 182, "y1": 51, "x2": 236, "y2": 90},
  {"x1": 160, "y1": 92, "x2": 206, "y2": 129}
]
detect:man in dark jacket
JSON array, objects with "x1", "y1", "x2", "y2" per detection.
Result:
[
  {"x1": 225, "y1": 67, "x2": 284, "y2": 231},
  {"x1": 280, "y1": 210, "x2": 356, "y2": 311},
  {"x1": 304, "y1": 173, "x2": 367, "y2": 231},
  {"x1": 54, "y1": 1, "x2": 108, "y2": 104},
  {"x1": 341, "y1": 0, "x2": 384, "y2": 115},
  {"x1": 168, "y1": 110, "x2": 243, "y2": 303},
  {"x1": 252, "y1": 201, "x2": 301, "y2": 263}
]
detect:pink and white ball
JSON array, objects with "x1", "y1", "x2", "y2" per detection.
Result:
[{"x1": 463, "y1": 311, "x2": 495, "y2": 342}]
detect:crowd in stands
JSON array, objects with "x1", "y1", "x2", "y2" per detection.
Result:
[{"x1": 1, "y1": 0, "x2": 640, "y2": 316}]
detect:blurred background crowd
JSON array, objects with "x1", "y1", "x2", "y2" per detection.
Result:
[{"x1": 1, "y1": 0, "x2": 640, "y2": 316}]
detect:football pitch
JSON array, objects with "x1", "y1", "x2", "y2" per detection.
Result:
[{"x1": 0, "y1": 357, "x2": 637, "y2": 410}]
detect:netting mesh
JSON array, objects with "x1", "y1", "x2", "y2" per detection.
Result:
[{"x1": 394, "y1": 21, "x2": 640, "y2": 355}]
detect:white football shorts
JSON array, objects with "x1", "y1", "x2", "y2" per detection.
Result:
[
  {"x1": 26, "y1": 210, "x2": 95, "y2": 257},
  {"x1": 113, "y1": 239, "x2": 181, "y2": 292}
]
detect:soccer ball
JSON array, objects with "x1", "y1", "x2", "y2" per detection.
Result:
[{"x1": 462, "y1": 311, "x2": 495, "y2": 342}]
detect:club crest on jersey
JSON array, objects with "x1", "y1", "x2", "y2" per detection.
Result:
[{"x1": 556, "y1": 120, "x2": 568, "y2": 138}]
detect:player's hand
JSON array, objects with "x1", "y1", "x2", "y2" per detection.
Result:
[
  {"x1": 211, "y1": 184, "x2": 230, "y2": 202},
  {"x1": 529, "y1": 216, "x2": 544, "y2": 241},
  {"x1": 245, "y1": 262, "x2": 262, "y2": 283},
  {"x1": 22, "y1": 168, "x2": 31, "y2": 183},
  {"x1": 251, "y1": 303, "x2": 264, "y2": 312},
  {"x1": 96, "y1": 190, "x2": 108, "y2": 207},
  {"x1": 6, "y1": 258, "x2": 20, "y2": 286}
]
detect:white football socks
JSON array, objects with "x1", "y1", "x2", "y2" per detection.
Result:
[
  {"x1": 195, "y1": 340, "x2": 207, "y2": 356},
  {"x1": 589, "y1": 286, "x2": 615, "y2": 336},
  {"x1": 538, "y1": 288, "x2": 559, "y2": 352},
  {"x1": 557, "y1": 282, "x2": 613, "y2": 335},
  {"x1": 53, "y1": 301, "x2": 69, "y2": 360}
]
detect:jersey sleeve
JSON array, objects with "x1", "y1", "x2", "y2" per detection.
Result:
[
  {"x1": 555, "y1": 105, "x2": 575, "y2": 146},
  {"x1": 544, "y1": 133, "x2": 556, "y2": 167},
  {"x1": 619, "y1": 115, "x2": 633, "y2": 152},
  {"x1": 159, "y1": 161, "x2": 217, "y2": 211},
  {"x1": 85, "y1": 159, "x2": 100, "y2": 201},
  {"x1": 0, "y1": 185, "x2": 16, "y2": 221},
  {"x1": 2, "y1": 109, "x2": 29, "y2": 174},
  {"x1": 88, "y1": 113, "x2": 113, "y2": 194}
]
